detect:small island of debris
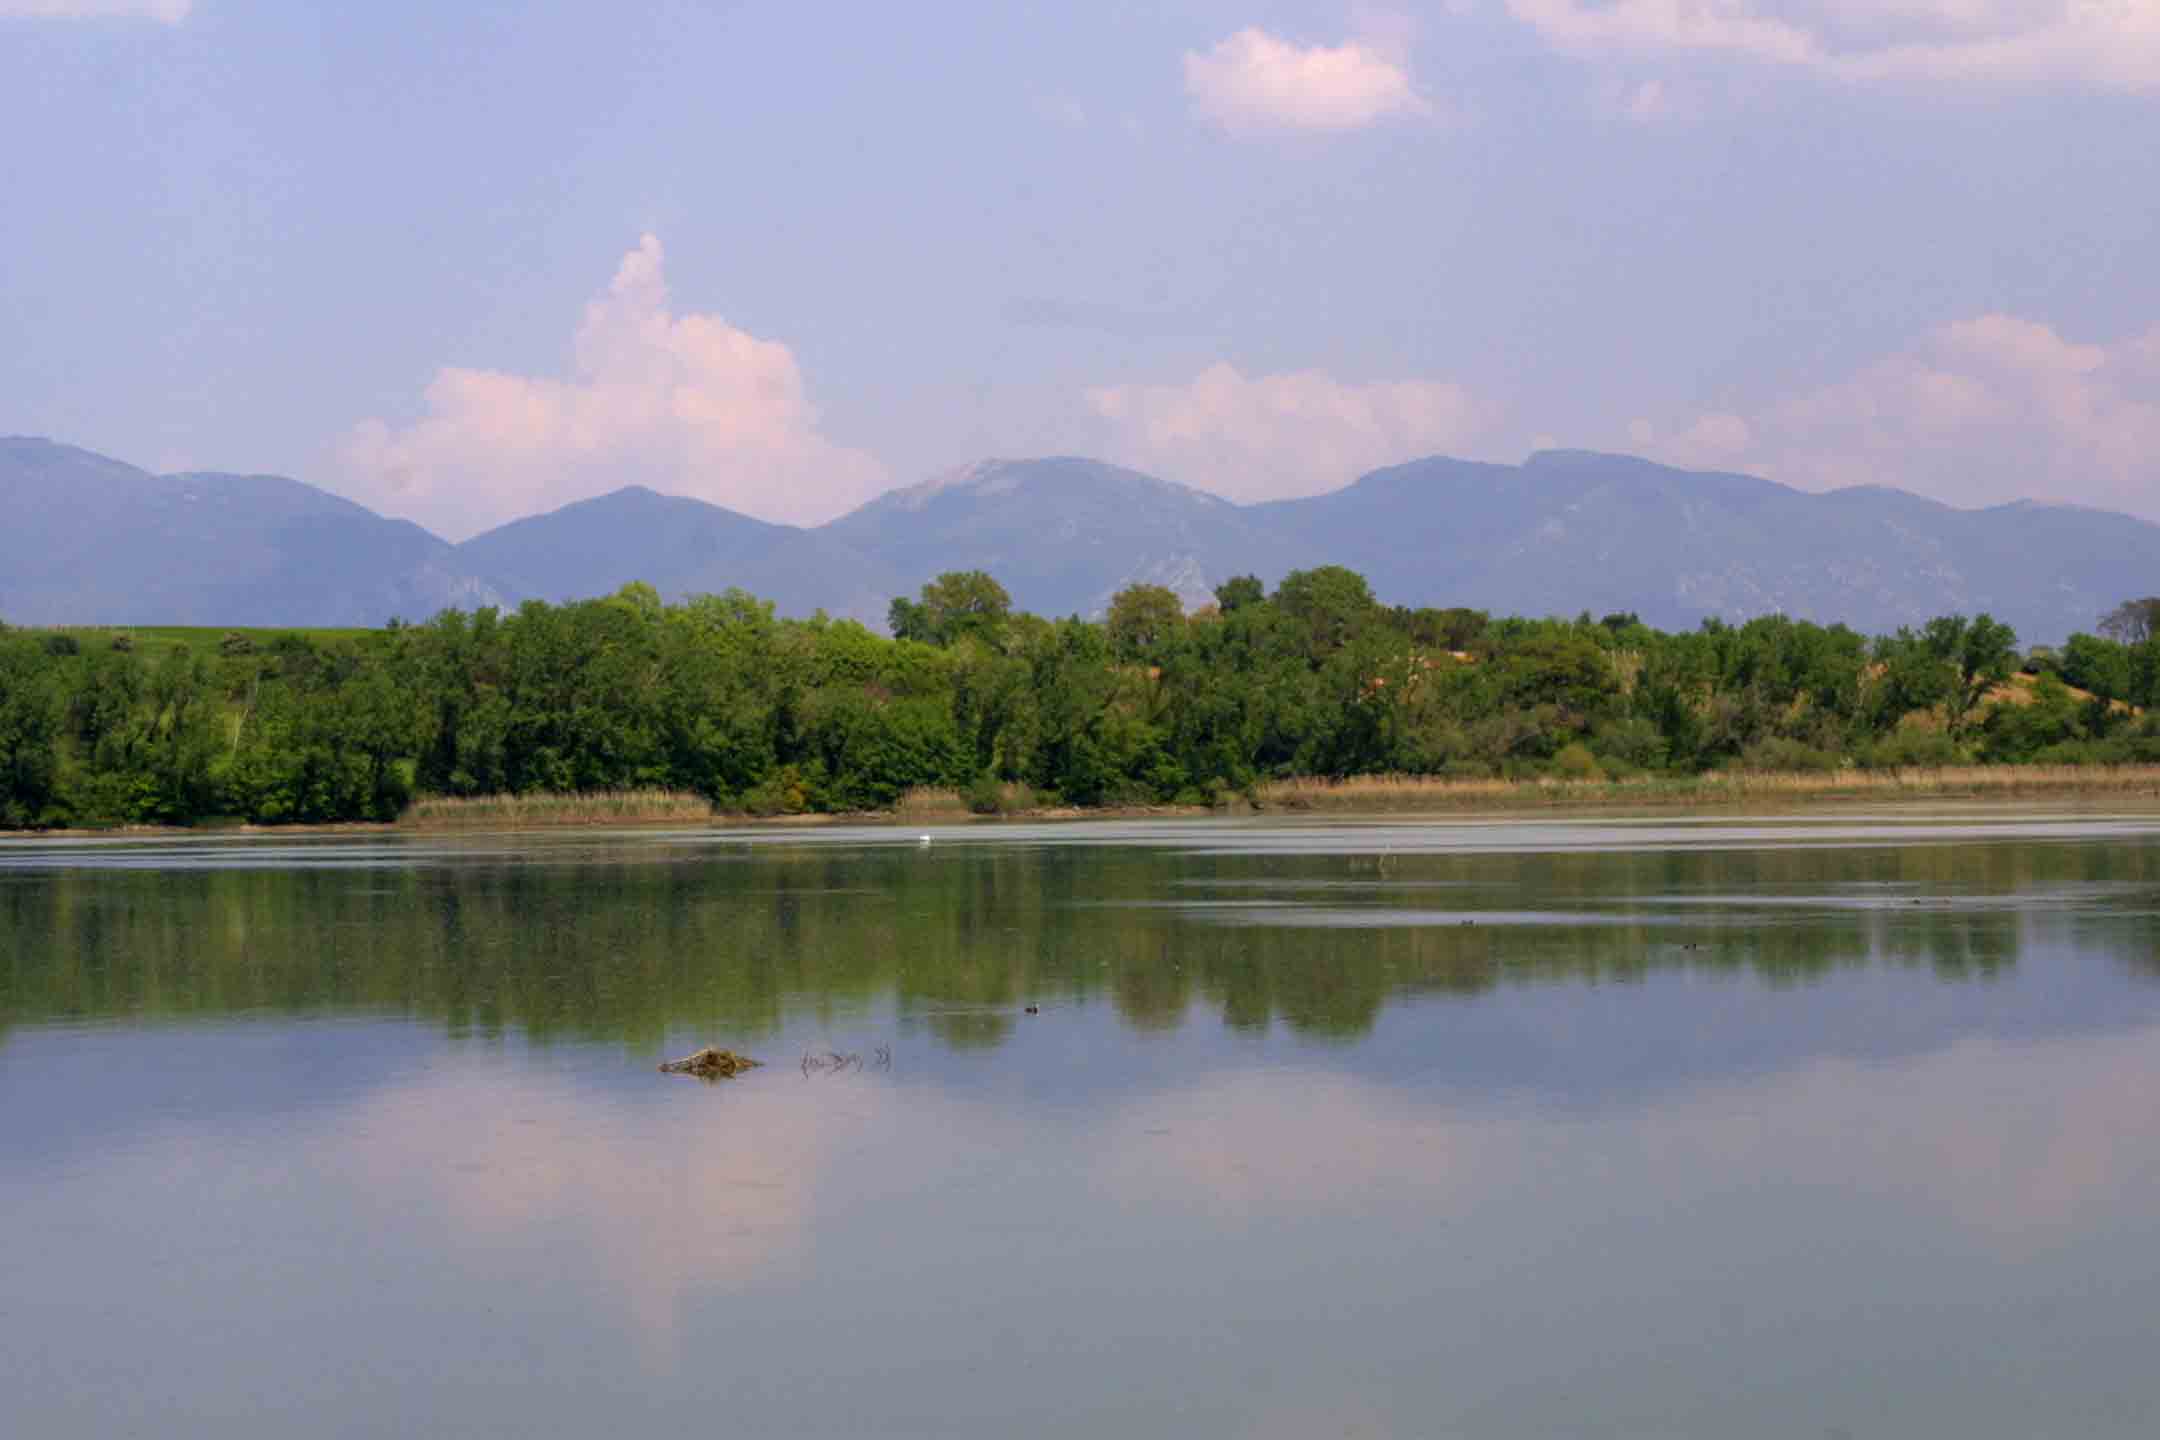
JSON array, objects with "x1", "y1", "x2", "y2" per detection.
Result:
[{"x1": 658, "y1": 1047, "x2": 762, "y2": 1079}]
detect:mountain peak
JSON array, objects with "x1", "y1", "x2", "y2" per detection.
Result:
[
  {"x1": 0, "y1": 438, "x2": 507, "y2": 626},
  {"x1": 1524, "y1": 447, "x2": 1657, "y2": 468},
  {"x1": 3, "y1": 434, "x2": 150, "y2": 481},
  {"x1": 860, "y1": 455, "x2": 1233, "y2": 518},
  {"x1": 824, "y1": 455, "x2": 1281, "y2": 619},
  {"x1": 883, "y1": 459, "x2": 1022, "y2": 511}
]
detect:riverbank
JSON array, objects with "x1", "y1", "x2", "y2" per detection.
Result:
[
  {"x1": 401, "y1": 789, "x2": 718, "y2": 828},
  {"x1": 398, "y1": 786, "x2": 1214, "y2": 830},
  {"x1": 400, "y1": 766, "x2": 2160, "y2": 829},
  {"x1": 14, "y1": 765, "x2": 2160, "y2": 840},
  {"x1": 1254, "y1": 764, "x2": 2160, "y2": 812}
]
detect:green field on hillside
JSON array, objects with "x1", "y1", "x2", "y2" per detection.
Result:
[{"x1": 32, "y1": 625, "x2": 378, "y2": 666}]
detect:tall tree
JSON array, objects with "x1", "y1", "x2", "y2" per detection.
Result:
[
  {"x1": 1105, "y1": 584, "x2": 1186, "y2": 664},
  {"x1": 2099, "y1": 598, "x2": 2160, "y2": 645},
  {"x1": 891, "y1": 571, "x2": 1012, "y2": 647},
  {"x1": 1920, "y1": 613, "x2": 2019, "y2": 735}
]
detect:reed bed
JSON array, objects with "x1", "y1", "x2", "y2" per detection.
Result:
[
  {"x1": 400, "y1": 767, "x2": 2160, "y2": 828},
  {"x1": 1257, "y1": 765, "x2": 2160, "y2": 812},
  {"x1": 402, "y1": 788, "x2": 715, "y2": 828},
  {"x1": 892, "y1": 786, "x2": 970, "y2": 818}
]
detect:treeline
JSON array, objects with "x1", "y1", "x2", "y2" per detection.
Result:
[{"x1": 4, "y1": 570, "x2": 2160, "y2": 828}]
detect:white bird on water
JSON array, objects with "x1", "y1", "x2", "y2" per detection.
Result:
[{"x1": 917, "y1": 834, "x2": 932, "y2": 846}]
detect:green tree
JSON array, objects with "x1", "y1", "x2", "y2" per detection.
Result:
[
  {"x1": 2059, "y1": 632, "x2": 2132, "y2": 703},
  {"x1": 1272, "y1": 566, "x2": 1378, "y2": 663},
  {"x1": 0, "y1": 636, "x2": 64, "y2": 824},
  {"x1": 1106, "y1": 583, "x2": 1186, "y2": 664},
  {"x1": 2099, "y1": 597, "x2": 2160, "y2": 645},
  {"x1": 1213, "y1": 575, "x2": 1266, "y2": 614},
  {"x1": 890, "y1": 571, "x2": 1012, "y2": 647},
  {"x1": 1934, "y1": 613, "x2": 2019, "y2": 735}
]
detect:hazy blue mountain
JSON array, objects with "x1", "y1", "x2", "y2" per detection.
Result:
[
  {"x1": 0, "y1": 437, "x2": 509, "y2": 627},
  {"x1": 454, "y1": 485, "x2": 899, "y2": 623},
  {"x1": 824, "y1": 457, "x2": 1296, "y2": 617},
  {"x1": 8, "y1": 437, "x2": 2153, "y2": 643},
  {"x1": 1252, "y1": 449, "x2": 2159, "y2": 642}
]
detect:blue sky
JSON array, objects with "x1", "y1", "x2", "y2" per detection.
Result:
[{"x1": 3, "y1": 0, "x2": 2156, "y2": 537}]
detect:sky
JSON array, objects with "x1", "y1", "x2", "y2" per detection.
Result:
[{"x1": 2, "y1": 0, "x2": 2156, "y2": 539}]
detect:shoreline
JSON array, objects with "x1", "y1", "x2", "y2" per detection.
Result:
[
  {"x1": 1250, "y1": 763, "x2": 2160, "y2": 813},
  {"x1": 12, "y1": 764, "x2": 2160, "y2": 840}
]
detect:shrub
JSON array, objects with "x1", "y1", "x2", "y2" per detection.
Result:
[
  {"x1": 43, "y1": 633, "x2": 79, "y2": 657},
  {"x1": 740, "y1": 765, "x2": 809, "y2": 816},
  {"x1": 2060, "y1": 633, "x2": 2132, "y2": 702},
  {"x1": 1861, "y1": 729, "x2": 1964, "y2": 769},
  {"x1": 1589, "y1": 715, "x2": 1668, "y2": 771},
  {"x1": 1741, "y1": 737, "x2": 1842, "y2": 773},
  {"x1": 2029, "y1": 739, "x2": 2131, "y2": 766},
  {"x1": 964, "y1": 772, "x2": 1006, "y2": 815},
  {"x1": 1551, "y1": 742, "x2": 1604, "y2": 781},
  {"x1": 218, "y1": 632, "x2": 256, "y2": 657}
]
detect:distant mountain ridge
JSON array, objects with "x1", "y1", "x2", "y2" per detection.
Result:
[
  {"x1": 455, "y1": 484, "x2": 901, "y2": 623},
  {"x1": 4, "y1": 435, "x2": 2154, "y2": 643},
  {"x1": 823, "y1": 457, "x2": 1296, "y2": 615},
  {"x1": 0, "y1": 437, "x2": 509, "y2": 628},
  {"x1": 1250, "y1": 449, "x2": 2160, "y2": 641}
]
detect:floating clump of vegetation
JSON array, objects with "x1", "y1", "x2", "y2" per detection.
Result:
[
  {"x1": 402, "y1": 789, "x2": 715, "y2": 828},
  {"x1": 658, "y1": 1047, "x2": 761, "y2": 1079}
]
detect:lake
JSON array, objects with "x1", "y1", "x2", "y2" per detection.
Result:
[{"x1": 5, "y1": 810, "x2": 2160, "y2": 1438}]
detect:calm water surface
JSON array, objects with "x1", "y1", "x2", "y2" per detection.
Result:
[{"x1": 5, "y1": 810, "x2": 2160, "y2": 1438}]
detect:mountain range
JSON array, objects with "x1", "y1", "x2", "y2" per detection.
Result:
[{"x1": 4, "y1": 434, "x2": 2153, "y2": 644}]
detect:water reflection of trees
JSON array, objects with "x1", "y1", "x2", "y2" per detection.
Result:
[{"x1": 2, "y1": 838, "x2": 2156, "y2": 1050}]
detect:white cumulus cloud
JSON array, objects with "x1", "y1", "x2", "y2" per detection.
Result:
[
  {"x1": 0, "y1": 0, "x2": 188, "y2": 18},
  {"x1": 1085, "y1": 361, "x2": 1491, "y2": 501},
  {"x1": 1184, "y1": 27, "x2": 1434, "y2": 133},
  {"x1": 1508, "y1": 0, "x2": 2160, "y2": 91},
  {"x1": 1638, "y1": 312, "x2": 2160, "y2": 516},
  {"x1": 340, "y1": 235, "x2": 886, "y2": 539}
]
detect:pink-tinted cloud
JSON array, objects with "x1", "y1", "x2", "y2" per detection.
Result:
[
  {"x1": 1093, "y1": 1028, "x2": 2160, "y2": 1252},
  {"x1": 1085, "y1": 361, "x2": 1492, "y2": 500},
  {"x1": 1639, "y1": 313, "x2": 2160, "y2": 516},
  {"x1": 0, "y1": 0, "x2": 188, "y2": 19},
  {"x1": 1510, "y1": 1, "x2": 2160, "y2": 93},
  {"x1": 340, "y1": 235, "x2": 886, "y2": 539},
  {"x1": 319, "y1": 1066, "x2": 878, "y2": 1364},
  {"x1": 1185, "y1": 28, "x2": 1434, "y2": 133}
]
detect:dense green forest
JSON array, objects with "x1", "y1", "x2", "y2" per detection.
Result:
[{"x1": 3, "y1": 571, "x2": 2159, "y2": 829}]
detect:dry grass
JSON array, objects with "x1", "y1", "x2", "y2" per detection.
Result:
[
  {"x1": 1257, "y1": 765, "x2": 2160, "y2": 812},
  {"x1": 893, "y1": 786, "x2": 970, "y2": 818},
  {"x1": 894, "y1": 782, "x2": 1046, "y2": 819},
  {"x1": 402, "y1": 789, "x2": 715, "y2": 828},
  {"x1": 398, "y1": 767, "x2": 2160, "y2": 827},
  {"x1": 1986, "y1": 672, "x2": 2139, "y2": 714}
]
